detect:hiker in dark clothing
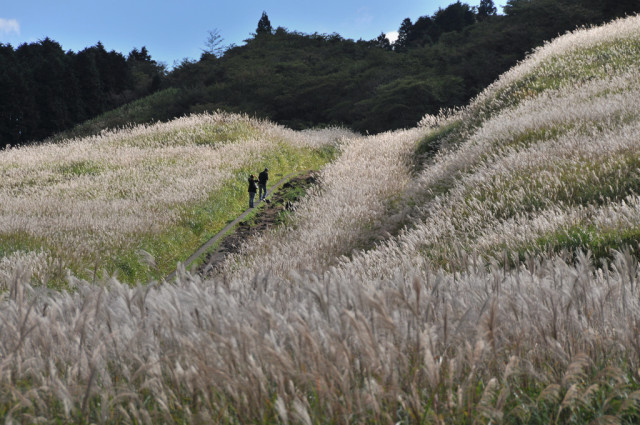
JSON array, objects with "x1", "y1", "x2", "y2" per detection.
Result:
[
  {"x1": 258, "y1": 168, "x2": 269, "y2": 201},
  {"x1": 248, "y1": 174, "x2": 257, "y2": 208}
]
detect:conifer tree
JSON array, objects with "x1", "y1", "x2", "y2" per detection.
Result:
[
  {"x1": 256, "y1": 11, "x2": 273, "y2": 35},
  {"x1": 395, "y1": 18, "x2": 413, "y2": 51}
]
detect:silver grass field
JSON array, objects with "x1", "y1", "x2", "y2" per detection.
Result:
[{"x1": 2, "y1": 15, "x2": 640, "y2": 424}]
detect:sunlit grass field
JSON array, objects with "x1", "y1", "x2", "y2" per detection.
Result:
[
  {"x1": 0, "y1": 112, "x2": 349, "y2": 285},
  {"x1": 3, "y1": 15, "x2": 640, "y2": 424}
]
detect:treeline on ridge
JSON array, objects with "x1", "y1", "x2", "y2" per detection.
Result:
[
  {"x1": 2, "y1": 0, "x2": 639, "y2": 148},
  {"x1": 0, "y1": 41, "x2": 164, "y2": 148}
]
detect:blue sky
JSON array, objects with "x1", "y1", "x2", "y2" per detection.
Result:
[{"x1": 1, "y1": 0, "x2": 507, "y2": 69}]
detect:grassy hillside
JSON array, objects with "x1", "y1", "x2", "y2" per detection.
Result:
[
  {"x1": 2, "y1": 15, "x2": 640, "y2": 424},
  {"x1": 0, "y1": 112, "x2": 350, "y2": 285},
  {"x1": 52, "y1": 88, "x2": 185, "y2": 142},
  {"x1": 221, "y1": 15, "x2": 640, "y2": 281}
]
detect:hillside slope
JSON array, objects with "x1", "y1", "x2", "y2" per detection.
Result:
[
  {"x1": 0, "y1": 113, "x2": 351, "y2": 284},
  {"x1": 2, "y1": 16, "x2": 640, "y2": 424},
  {"x1": 341, "y1": 14, "x2": 640, "y2": 279}
]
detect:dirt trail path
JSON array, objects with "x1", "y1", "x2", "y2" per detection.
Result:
[{"x1": 164, "y1": 171, "x2": 317, "y2": 281}]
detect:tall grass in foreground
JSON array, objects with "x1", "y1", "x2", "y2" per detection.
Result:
[{"x1": 2, "y1": 251, "x2": 640, "y2": 424}]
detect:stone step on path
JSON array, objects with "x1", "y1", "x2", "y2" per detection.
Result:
[{"x1": 164, "y1": 171, "x2": 301, "y2": 282}]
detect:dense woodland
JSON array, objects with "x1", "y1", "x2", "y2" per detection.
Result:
[
  {"x1": 0, "y1": 41, "x2": 164, "y2": 147},
  {"x1": 1, "y1": 0, "x2": 639, "y2": 148}
]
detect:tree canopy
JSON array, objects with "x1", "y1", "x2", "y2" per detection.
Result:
[{"x1": 0, "y1": 40, "x2": 165, "y2": 148}]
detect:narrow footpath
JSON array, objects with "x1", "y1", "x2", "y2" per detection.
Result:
[{"x1": 164, "y1": 171, "x2": 317, "y2": 281}]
